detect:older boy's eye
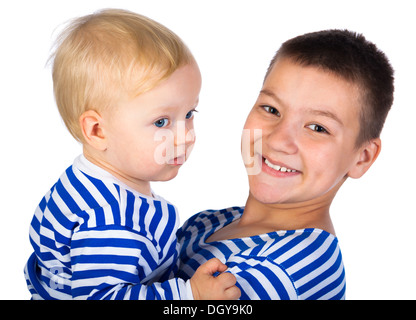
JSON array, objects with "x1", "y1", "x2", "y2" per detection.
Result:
[
  {"x1": 154, "y1": 118, "x2": 169, "y2": 128},
  {"x1": 262, "y1": 105, "x2": 280, "y2": 116},
  {"x1": 307, "y1": 124, "x2": 329, "y2": 134}
]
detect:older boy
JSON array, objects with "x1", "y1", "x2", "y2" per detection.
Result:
[
  {"x1": 24, "y1": 9, "x2": 239, "y2": 300},
  {"x1": 177, "y1": 29, "x2": 394, "y2": 299}
]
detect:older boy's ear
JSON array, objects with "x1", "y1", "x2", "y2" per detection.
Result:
[
  {"x1": 348, "y1": 138, "x2": 381, "y2": 179},
  {"x1": 79, "y1": 110, "x2": 107, "y2": 151}
]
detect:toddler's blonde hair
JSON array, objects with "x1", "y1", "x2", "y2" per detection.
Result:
[{"x1": 51, "y1": 9, "x2": 194, "y2": 142}]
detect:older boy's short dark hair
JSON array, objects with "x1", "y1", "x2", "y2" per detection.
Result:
[{"x1": 265, "y1": 29, "x2": 394, "y2": 147}]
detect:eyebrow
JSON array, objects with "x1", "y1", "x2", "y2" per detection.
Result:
[
  {"x1": 308, "y1": 109, "x2": 344, "y2": 126},
  {"x1": 259, "y1": 89, "x2": 344, "y2": 126},
  {"x1": 260, "y1": 89, "x2": 285, "y2": 107},
  {"x1": 154, "y1": 99, "x2": 200, "y2": 113}
]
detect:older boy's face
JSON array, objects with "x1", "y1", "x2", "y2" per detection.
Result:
[
  {"x1": 243, "y1": 58, "x2": 364, "y2": 204},
  {"x1": 101, "y1": 62, "x2": 201, "y2": 187}
]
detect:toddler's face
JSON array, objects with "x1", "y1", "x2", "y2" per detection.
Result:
[
  {"x1": 100, "y1": 62, "x2": 201, "y2": 190},
  {"x1": 243, "y1": 58, "x2": 365, "y2": 204}
]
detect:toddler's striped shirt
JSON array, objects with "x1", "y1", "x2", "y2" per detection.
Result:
[{"x1": 24, "y1": 155, "x2": 192, "y2": 300}]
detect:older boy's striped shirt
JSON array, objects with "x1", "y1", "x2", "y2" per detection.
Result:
[
  {"x1": 24, "y1": 155, "x2": 192, "y2": 300},
  {"x1": 177, "y1": 207, "x2": 346, "y2": 300}
]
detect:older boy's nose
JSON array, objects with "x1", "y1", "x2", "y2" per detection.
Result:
[{"x1": 266, "y1": 121, "x2": 298, "y2": 155}]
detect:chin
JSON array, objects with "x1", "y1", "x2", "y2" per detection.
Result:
[
  {"x1": 249, "y1": 183, "x2": 283, "y2": 204},
  {"x1": 155, "y1": 167, "x2": 180, "y2": 182},
  {"x1": 252, "y1": 192, "x2": 284, "y2": 205},
  {"x1": 249, "y1": 176, "x2": 306, "y2": 204}
]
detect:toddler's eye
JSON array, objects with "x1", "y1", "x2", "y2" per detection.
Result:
[
  {"x1": 186, "y1": 110, "x2": 196, "y2": 120},
  {"x1": 154, "y1": 118, "x2": 169, "y2": 128},
  {"x1": 307, "y1": 124, "x2": 329, "y2": 134},
  {"x1": 262, "y1": 105, "x2": 280, "y2": 116}
]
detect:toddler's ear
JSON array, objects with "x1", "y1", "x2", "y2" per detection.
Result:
[
  {"x1": 347, "y1": 138, "x2": 381, "y2": 179},
  {"x1": 79, "y1": 110, "x2": 107, "y2": 151}
]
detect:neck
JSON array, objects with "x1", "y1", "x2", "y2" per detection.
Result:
[
  {"x1": 241, "y1": 191, "x2": 337, "y2": 235},
  {"x1": 83, "y1": 146, "x2": 152, "y2": 197}
]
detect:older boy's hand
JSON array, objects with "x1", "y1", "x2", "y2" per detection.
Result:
[{"x1": 190, "y1": 258, "x2": 241, "y2": 300}]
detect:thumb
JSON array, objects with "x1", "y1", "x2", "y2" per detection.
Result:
[{"x1": 200, "y1": 258, "x2": 228, "y2": 275}]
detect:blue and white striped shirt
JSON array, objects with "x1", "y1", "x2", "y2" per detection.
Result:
[
  {"x1": 24, "y1": 155, "x2": 192, "y2": 300},
  {"x1": 177, "y1": 207, "x2": 346, "y2": 300}
]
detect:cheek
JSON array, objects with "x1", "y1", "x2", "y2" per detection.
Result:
[
  {"x1": 242, "y1": 112, "x2": 267, "y2": 152},
  {"x1": 304, "y1": 145, "x2": 351, "y2": 189},
  {"x1": 154, "y1": 129, "x2": 182, "y2": 163},
  {"x1": 241, "y1": 128, "x2": 263, "y2": 175},
  {"x1": 243, "y1": 111, "x2": 261, "y2": 131},
  {"x1": 109, "y1": 128, "x2": 156, "y2": 162}
]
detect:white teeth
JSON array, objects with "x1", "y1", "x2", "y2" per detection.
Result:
[{"x1": 265, "y1": 158, "x2": 297, "y2": 173}]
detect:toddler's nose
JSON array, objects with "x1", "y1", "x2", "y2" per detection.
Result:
[{"x1": 174, "y1": 121, "x2": 195, "y2": 147}]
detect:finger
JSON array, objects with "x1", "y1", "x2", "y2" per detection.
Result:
[
  {"x1": 200, "y1": 258, "x2": 227, "y2": 275},
  {"x1": 216, "y1": 272, "x2": 237, "y2": 287},
  {"x1": 224, "y1": 285, "x2": 241, "y2": 300}
]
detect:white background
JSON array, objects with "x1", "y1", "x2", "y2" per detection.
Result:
[{"x1": 1, "y1": 0, "x2": 415, "y2": 300}]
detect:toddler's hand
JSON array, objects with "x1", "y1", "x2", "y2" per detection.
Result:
[{"x1": 190, "y1": 258, "x2": 241, "y2": 300}]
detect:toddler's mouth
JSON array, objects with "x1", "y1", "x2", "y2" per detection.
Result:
[{"x1": 167, "y1": 154, "x2": 186, "y2": 165}]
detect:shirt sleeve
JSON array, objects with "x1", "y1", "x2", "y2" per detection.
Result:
[
  {"x1": 70, "y1": 226, "x2": 193, "y2": 300},
  {"x1": 226, "y1": 254, "x2": 299, "y2": 300}
]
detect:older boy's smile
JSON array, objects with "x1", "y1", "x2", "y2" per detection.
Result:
[{"x1": 263, "y1": 157, "x2": 299, "y2": 173}]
